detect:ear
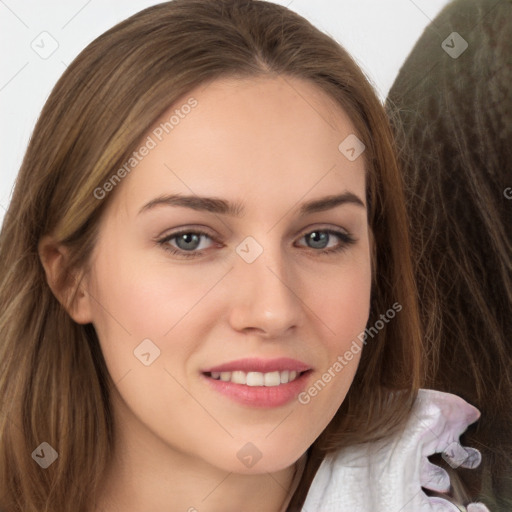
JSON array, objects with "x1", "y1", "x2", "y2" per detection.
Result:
[{"x1": 38, "y1": 235, "x2": 93, "y2": 325}]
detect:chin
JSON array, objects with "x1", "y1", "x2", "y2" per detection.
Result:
[{"x1": 207, "y1": 438, "x2": 309, "y2": 475}]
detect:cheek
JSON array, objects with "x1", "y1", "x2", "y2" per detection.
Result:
[
  {"x1": 325, "y1": 274, "x2": 370, "y2": 327},
  {"x1": 87, "y1": 247, "x2": 227, "y2": 381},
  {"x1": 311, "y1": 254, "x2": 372, "y2": 347},
  {"x1": 298, "y1": 254, "x2": 371, "y2": 410},
  {"x1": 294, "y1": 269, "x2": 369, "y2": 441},
  {"x1": 89, "y1": 246, "x2": 207, "y2": 335}
]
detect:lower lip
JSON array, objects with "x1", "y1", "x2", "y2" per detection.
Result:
[{"x1": 202, "y1": 371, "x2": 312, "y2": 408}]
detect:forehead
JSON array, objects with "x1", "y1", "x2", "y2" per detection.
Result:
[
  {"x1": 111, "y1": 75, "x2": 366, "y2": 220},
  {"x1": 182, "y1": 75, "x2": 359, "y2": 146}
]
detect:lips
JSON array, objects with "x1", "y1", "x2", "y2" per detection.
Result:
[{"x1": 201, "y1": 357, "x2": 313, "y2": 407}]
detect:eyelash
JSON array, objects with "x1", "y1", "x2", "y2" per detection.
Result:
[{"x1": 156, "y1": 227, "x2": 356, "y2": 259}]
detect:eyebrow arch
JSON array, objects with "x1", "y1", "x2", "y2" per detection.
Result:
[{"x1": 138, "y1": 191, "x2": 366, "y2": 217}]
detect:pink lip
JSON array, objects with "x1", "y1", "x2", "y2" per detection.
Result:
[
  {"x1": 202, "y1": 357, "x2": 311, "y2": 374},
  {"x1": 201, "y1": 371, "x2": 312, "y2": 408},
  {"x1": 201, "y1": 357, "x2": 313, "y2": 408}
]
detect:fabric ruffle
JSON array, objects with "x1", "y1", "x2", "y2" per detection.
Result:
[{"x1": 301, "y1": 389, "x2": 490, "y2": 511}]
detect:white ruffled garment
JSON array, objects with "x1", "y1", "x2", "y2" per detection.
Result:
[{"x1": 301, "y1": 389, "x2": 490, "y2": 512}]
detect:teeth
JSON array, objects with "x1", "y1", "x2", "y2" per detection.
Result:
[
  {"x1": 231, "y1": 371, "x2": 247, "y2": 385},
  {"x1": 263, "y1": 371, "x2": 280, "y2": 386},
  {"x1": 247, "y1": 372, "x2": 264, "y2": 386},
  {"x1": 208, "y1": 370, "x2": 303, "y2": 386}
]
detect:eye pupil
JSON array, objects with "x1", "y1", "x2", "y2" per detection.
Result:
[{"x1": 307, "y1": 231, "x2": 328, "y2": 249}]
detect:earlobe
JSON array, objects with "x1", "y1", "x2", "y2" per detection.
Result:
[{"x1": 38, "y1": 235, "x2": 93, "y2": 325}]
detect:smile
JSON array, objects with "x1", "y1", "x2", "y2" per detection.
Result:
[{"x1": 201, "y1": 358, "x2": 313, "y2": 408}]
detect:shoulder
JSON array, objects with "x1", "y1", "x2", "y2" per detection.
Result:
[{"x1": 302, "y1": 389, "x2": 490, "y2": 512}]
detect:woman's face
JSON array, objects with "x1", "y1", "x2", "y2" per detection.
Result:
[{"x1": 82, "y1": 75, "x2": 372, "y2": 474}]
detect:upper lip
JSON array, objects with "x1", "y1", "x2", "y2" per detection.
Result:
[{"x1": 202, "y1": 357, "x2": 312, "y2": 374}]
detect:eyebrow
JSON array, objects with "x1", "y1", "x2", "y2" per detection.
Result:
[{"x1": 138, "y1": 191, "x2": 366, "y2": 217}]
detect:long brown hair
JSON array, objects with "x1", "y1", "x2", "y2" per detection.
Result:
[
  {"x1": 0, "y1": 1, "x2": 422, "y2": 510},
  {"x1": 387, "y1": 0, "x2": 512, "y2": 509}
]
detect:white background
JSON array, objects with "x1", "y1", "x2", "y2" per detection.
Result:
[{"x1": 0, "y1": 0, "x2": 450, "y2": 228}]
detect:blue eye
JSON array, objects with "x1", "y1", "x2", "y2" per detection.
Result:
[
  {"x1": 156, "y1": 228, "x2": 356, "y2": 259},
  {"x1": 157, "y1": 229, "x2": 215, "y2": 258}
]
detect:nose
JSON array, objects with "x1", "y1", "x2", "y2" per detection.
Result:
[{"x1": 228, "y1": 241, "x2": 305, "y2": 338}]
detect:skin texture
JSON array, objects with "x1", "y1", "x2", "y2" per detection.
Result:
[{"x1": 43, "y1": 76, "x2": 372, "y2": 511}]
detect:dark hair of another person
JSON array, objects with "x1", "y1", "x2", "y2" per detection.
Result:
[{"x1": 387, "y1": 0, "x2": 512, "y2": 510}]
